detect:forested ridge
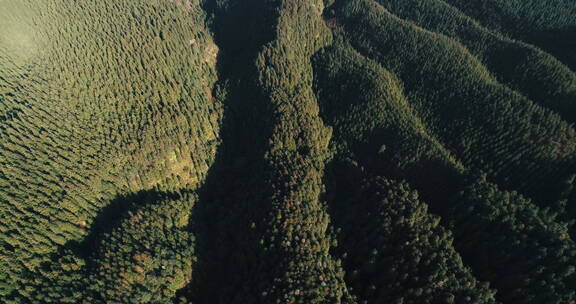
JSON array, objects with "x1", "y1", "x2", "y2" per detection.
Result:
[{"x1": 0, "y1": 0, "x2": 575, "y2": 303}]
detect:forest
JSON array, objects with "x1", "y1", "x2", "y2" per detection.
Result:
[{"x1": 0, "y1": 0, "x2": 575, "y2": 303}]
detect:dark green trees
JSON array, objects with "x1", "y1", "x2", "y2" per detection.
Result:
[
  {"x1": 329, "y1": 174, "x2": 497, "y2": 303},
  {"x1": 85, "y1": 193, "x2": 196, "y2": 303},
  {"x1": 376, "y1": 0, "x2": 576, "y2": 124},
  {"x1": 449, "y1": 178, "x2": 576, "y2": 303},
  {"x1": 1, "y1": 0, "x2": 576, "y2": 303},
  {"x1": 18, "y1": 192, "x2": 197, "y2": 304},
  {"x1": 249, "y1": 0, "x2": 354, "y2": 302},
  {"x1": 334, "y1": 0, "x2": 576, "y2": 207},
  {"x1": 443, "y1": 0, "x2": 576, "y2": 70}
]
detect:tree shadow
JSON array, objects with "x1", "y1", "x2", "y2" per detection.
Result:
[
  {"x1": 17, "y1": 189, "x2": 186, "y2": 303},
  {"x1": 525, "y1": 28, "x2": 576, "y2": 72},
  {"x1": 45, "y1": 189, "x2": 183, "y2": 262},
  {"x1": 176, "y1": 1, "x2": 279, "y2": 303}
]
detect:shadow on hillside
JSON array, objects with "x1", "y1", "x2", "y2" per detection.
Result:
[
  {"x1": 54, "y1": 189, "x2": 182, "y2": 260},
  {"x1": 526, "y1": 29, "x2": 576, "y2": 71},
  {"x1": 175, "y1": 1, "x2": 278, "y2": 303}
]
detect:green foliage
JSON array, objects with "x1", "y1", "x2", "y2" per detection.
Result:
[
  {"x1": 449, "y1": 177, "x2": 576, "y2": 303},
  {"x1": 334, "y1": 0, "x2": 576, "y2": 206},
  {"x1": 247, "y1": 0, "x2": 354, "y2": 302},
  {"x1": 442, "y1": 0, "x2": 576, "y2": 70},
  {"x1": 1, "y1": 0, "x2": 576, "y2": 303},
  {"x1": 329, "y1": 173, "x2": 497, "y2": 303},
  {"x1": 0, "y1": 0, "x2": 220, "y2": 299},
  {"x1": 313, "y1": 39, "x2": 464, "y2": 203},
  {"x1": 376, "y1": 0, "x2": 576, "y2": 123},
  {"x1": 18, "y1": 192, "x2": 197, "y2": 303},
  {"x1": 84, "y1": 193, "x2": 196, "y2": 303}
]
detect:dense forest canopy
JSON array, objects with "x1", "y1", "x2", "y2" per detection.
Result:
[{"x1": 0, "y1": 0, "x2": 575, "y2": 303}]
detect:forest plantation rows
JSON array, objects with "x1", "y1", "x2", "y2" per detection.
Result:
[{"x1": 0, "y1": 0, "x2": 575, "y2": 303}]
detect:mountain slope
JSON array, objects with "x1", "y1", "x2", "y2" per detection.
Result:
[{"x1": 0, "y1": 0, "x2": 575, "y2": 303}]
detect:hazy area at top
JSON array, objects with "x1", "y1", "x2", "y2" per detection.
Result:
[{"x1": 0, "y1": 0, "x2": 43, "y2": 67}]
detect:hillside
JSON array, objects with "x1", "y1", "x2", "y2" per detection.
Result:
[{"x1": 0, "y1": 0, "x2": 575, "y2": 303}]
